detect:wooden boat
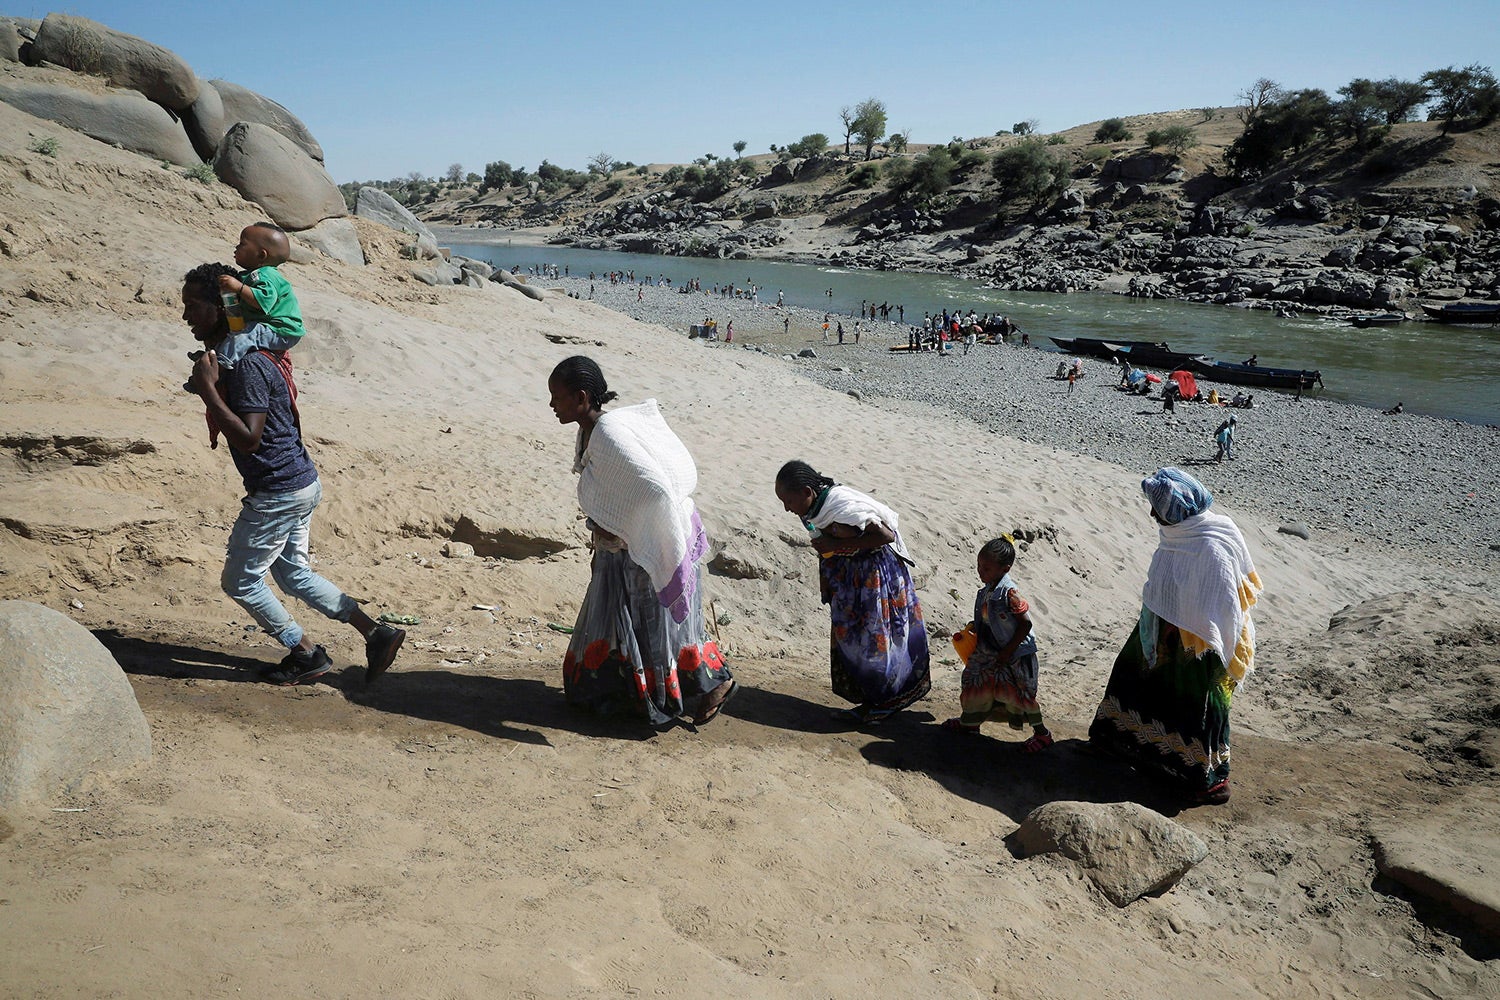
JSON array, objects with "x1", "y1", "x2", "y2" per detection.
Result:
[
  {"x1": 1049, "y1": 336, "x2": 1198, "y2": 369},
  {"x1": 1420, "y1": 302, "x2": 1500, "y2": 324},
  {"x1": 1189, "y1": 357, "x2": 1322, "y2": 390},
  {"x1": 1349, "y1": 313, "x2": 1405, "y2": 328}
]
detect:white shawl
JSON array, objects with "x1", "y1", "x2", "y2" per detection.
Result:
[
  {"x1": 1141, "y1": 509, "x2": 1260, "y2": 674},
  {"x1": 807, "y1": 484, "x2": 914, "y2": 565},
  {"x1": 575, "y1": 400, "x2": 706, "y2": 621}
]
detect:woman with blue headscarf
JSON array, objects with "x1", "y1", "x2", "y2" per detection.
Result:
[{"x1": 1089, "y1": 468, "x2": 1262, "y2": 805}]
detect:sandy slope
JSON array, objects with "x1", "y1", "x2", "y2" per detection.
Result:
[{"x1": 2, "y1": 101, "x2": 1499, "y2": 999}]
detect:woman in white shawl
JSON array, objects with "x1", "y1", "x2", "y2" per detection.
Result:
[
  {"x1": 774, "y1": 460, "x2": 931, "y2": 724},
  {"x1": 547, "y1": 357, "x2": 735, "y2": 728},
  {"x1": 1088, "y1": 468, "x2": 1261, "y2": 805}
]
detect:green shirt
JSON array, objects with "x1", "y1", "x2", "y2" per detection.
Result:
[{"x1": 242, "y1": 264, "x2": 305, "y2": 340}]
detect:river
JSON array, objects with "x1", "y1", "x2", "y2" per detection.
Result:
[{"x1": 447, "y1": 239, "x2": 1500, "y2": 426}]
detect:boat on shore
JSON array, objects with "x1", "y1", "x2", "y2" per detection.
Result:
[
  {"x1": 1048, "y1": 336, "x2": 1200, "y2": 369},
  {"x1": 1189, "y1": 357, "x2": 1323, "y2": 390},
  {"x1": 1420, "y1": 302, "x2": 1500, "y2": 324},
  {"x1": 1350, "y1": 313, "x2": 1406, "y2": 328}
]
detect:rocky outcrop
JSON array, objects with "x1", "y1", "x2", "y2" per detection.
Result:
[
  {"x1": 180, "y1": 77, "x2": 225, "y2": 161},
  {"x1": 0, "y1": 18, "x2": 25, "y2": 62},
  {"x1": 1008, "y1": 800, "x2": 1209, "y2": 907},
  {"x1": 0, "y1": 77, "x2": 200, "y2": 167},
  {"x1": 355, "y1": 186, "x2": 440, "y2": 257},
  {"x1": 294, "y1": 217, "x2": 364, "y2": 266},
  {"x1": 30, "y1": 13, "x2": 197, "y2": 110},
  {"x1": 211, "y1": 78, "x2": 324, "y2": 163},
  {"x1": 0, "y1": 600, "x2": 151, "y2": 810},
  {"x1": 213, "y1": 122, "x2": 346, "y2": 231}
]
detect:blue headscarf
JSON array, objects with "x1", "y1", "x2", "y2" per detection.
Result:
[{"x1": 1142, "y1": 467, "x2": 1213, "y2": 525}]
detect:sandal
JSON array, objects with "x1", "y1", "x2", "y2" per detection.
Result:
[
  {"x1": 940, "y1": 718, "x2": 981, "y2": 734},
  {"x1": 1021, "y1": 731, "x2": 1054, "y2": 753},
  {"x1": 692, "y1": 679, "x2": 737, "y2": 725}
]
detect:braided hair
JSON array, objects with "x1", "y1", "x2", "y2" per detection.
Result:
[
  {"x1": 550, "y1": 355, "x2": 619, "y2": 409},
  {"x1": 775, "y1": 460, "x2": 836, "y2": 493},
  {"x1": 978, "y1": 536, "x2": 1016, "y2": 568}
]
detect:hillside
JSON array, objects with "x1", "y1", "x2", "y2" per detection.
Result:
[{"x1": 416, "y1": 109, "x2": 1500, "y2": 316}]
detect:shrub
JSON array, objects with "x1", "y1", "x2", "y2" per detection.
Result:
[
  {"x1": 183, "y1": 161, "x2": 216, "y2": 184},
  {"x1": 1093, "y1": 118, "x2": 1132, "y2": 143},
  {"x1": 27, "y1": 135, "x2": 59, "y2": 156},
  {"x1": 1046, "y1": 134, "x2": 1067, "y2": 145},
  {"x1": 1402, "y1": 254, "x2": 1432, "y2": 275},
  {"x1": 1081, "y1": 145, "x2": 1112, "y2": 165},
  {"x1": 1144, "y1": 124, "x2": 1198, "y2": 156},
  {"x1": 598, "y1": 178, "x2": 624, "y2": 200},
  {"x1": 848, "y1": 162, "x2": 881, "y2": 188},
  {"x1": 990, "y1": 141, "x2": 1070, "y2": 205},
  {"x1": 662, "y1": 165, "x2": 685, "y2": 184},
  {"x1": 786, "y1": 133, "x2": 829, "y2": 158}
]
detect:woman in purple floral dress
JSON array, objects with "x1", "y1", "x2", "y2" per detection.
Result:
[{"x1": 774, "y1": 460, "x2": 931, "y2": 723}]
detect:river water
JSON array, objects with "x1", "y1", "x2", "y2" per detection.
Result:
[{"x1": 449, "y1": 239, "x2": 1500, "y2": 426}]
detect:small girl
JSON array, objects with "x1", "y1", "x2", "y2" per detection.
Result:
[{"x1": 942, "y1": 535, "x2": 1052, "y2": 751}]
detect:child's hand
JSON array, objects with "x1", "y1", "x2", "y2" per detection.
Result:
[{"x1": 216, "y1": 274, "x2": 240, "y2": 292}]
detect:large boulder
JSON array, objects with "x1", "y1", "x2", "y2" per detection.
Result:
[
  {"x1": 179, "y1": 77, "x2": 225, "y2": 161},
  {"x1": 0, "y1": 78, "x2": 199, "y2": 167},
  {"x1": 211, "y1": 78, "x2": 323, "y2": 162},
  {"x1": 0, "y1": 601, "x2": 151, "y2": 809},
  {"x1": 213, "y1": 122, "x2": 346, "y2": 231},
  {"x1": 355, "y1": 186, "x2": 439, "y2": 256},
  {"x1": 1008, "y1": 801, "x2": 1209, "y2": 907},
  {"x1": 294, "y1": 217, "x2": 364, "y2": 266},
  {"x1": 29, "y1": 13, "x2": 197, "y2": 110},
  {"x1": 0, "y1": 19, "x2": 24, "y2": 62}
]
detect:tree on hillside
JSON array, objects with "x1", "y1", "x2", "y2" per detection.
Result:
[
  {"x1": 444, "y1": 162, "x2": 464, "y2": 183},
  {"x1": 886, "y1": 130, "x2": 909, "y2": 154},
  {"x1": 733, "y1": 139, "x2": 747, "y2": 158},
  {"x1": 1012, "y1": 119, "x2": 1038, "y2": 136},
  {"x1": 888, "y1": 145, "x2": 956, "y2": 201},
  {"x1": 786, "y1": 133, "x2": 829, "y2": 158},
  {"x1": 1369, "y1": 77, "x2": 1430, "y2": 124},
  {"x1": 1236, "y1": 78, "x2": 1284, "y2": 123},
  {"x1": 1336, "y1": 79, "x2": 1394, "y2": 147},
  {"x1": 480, "y1": 159, "x2": 511, "y2": 192},
  {"x1": 1422, "y1": 64, "x2": 1500, "y2": 133},
  {"x1": 853, "y1": 97, "x2": 888, "y2": 159},
  {"x1": 990, "y1": 141, "x2": 1069, "y2": 206},
  {"x1": 1224, "y1": 88, "x2": 1335, "y2": 179},
  {"x1": 587, "y1": 151, "x2": 614, "y2": 175},
  {"x1": 1144, "y1": 124, "x2": 1197, "y2": 156},
  {"x1": 839, "y1": 105, "x2": 856, "y2": 155},
  {"x1": 1093, "y1": 118, "x2": 1132, "y2": 143}
]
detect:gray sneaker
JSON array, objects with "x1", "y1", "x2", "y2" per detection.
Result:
[{"x1": 260, "y1": 645, "x2": 332, "y2": 686}]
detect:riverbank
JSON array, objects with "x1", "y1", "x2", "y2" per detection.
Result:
[{"x1": 542, "y1": 273, "x2": 1500, "y2": 558}]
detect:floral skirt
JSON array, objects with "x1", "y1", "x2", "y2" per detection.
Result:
[
  {"x1": 958, "y1": 650, "x2": 1042, "y2": 729},
  {"x1": 1088, "y1": 612, "x2": 1233, "y2": 795},
  {"x1": 824, "y1": 546, "x2": 931, "y2": 718},
  {"x1": 562, "y1": 547, "x2": 730, "y2": 727}
]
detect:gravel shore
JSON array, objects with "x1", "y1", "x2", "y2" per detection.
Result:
[{"x1": 547, "y1": 274, "x2": 1500, "y2": 558}]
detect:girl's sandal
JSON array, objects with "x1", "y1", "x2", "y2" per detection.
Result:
[
  {"x1": 940, "y1": 718, "x2": 980, "y2": 734},
  {"x1": 1021, "y1": 731, "x2": 1054, "y2": 753}
]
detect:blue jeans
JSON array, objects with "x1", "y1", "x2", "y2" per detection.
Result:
[
  {"x1": 222, "y1": 479, "x2": 355, "y2": 649},
  {"x1": 215, "y1": 324, "x2": 298, "y2": 369}
]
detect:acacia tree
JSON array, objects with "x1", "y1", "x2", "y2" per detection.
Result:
[
  {"x1": 1422, "y1": 64, "x2": 1500, "y2": 132},
  {"x1": 1237, "y1": 78, "x2": 1284, "y2": 123},
  {"x1": 839, "y1": 105, "x2": 856, "y2": 155},
  {"x1": 444, "y1": 162, "x2": 464, "y2": 183},
  {"x1": 587, "y1": 151, "x2": 613, "y2": 175},
  {"x1": 853, "y1": 97, "x2": 887, "y2": 159},
  {"x1": 1012, "y1": 119, "x2": 1038, "y2": 136},
  {"x1": 733, "y1": 139, "x2": 747, "y2": 158},
  {"x1": 886, "y1": 130, "x2": 909, "y2": 154},
  {"x1": 991, "y1": 141, "x2": 1069, "y2": 205}
]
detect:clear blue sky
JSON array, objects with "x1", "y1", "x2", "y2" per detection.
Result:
[{"x1": 16, "y1": 0, "x2": 1500, "y2": 183}]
